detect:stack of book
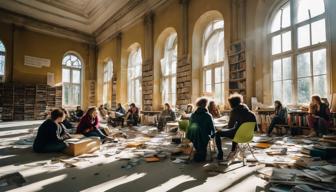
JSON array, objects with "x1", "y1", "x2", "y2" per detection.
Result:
[
  {"x1": 24, "y1": 85, "x2": 36, "y2": 120},
  {"x1": 35, "y1": 84, "x2": 47, "y2": 120},
  {"x1": 55, "y1": 86, "x2": 62, "y2": 108},
  {"x1": 13, "y1": 85, "x2": 25, "y2": 120},
  {"x1": 2, "y1": 84, "x2": 14, "y2": 121}
]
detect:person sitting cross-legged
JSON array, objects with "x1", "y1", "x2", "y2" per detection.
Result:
[
  {"x1": 186, "y1": 97, "x2": 216, "y2": 162},
  {"x1": 267, "y1": 100, "x2": 287, "y2": 136},
  {"x1": 215, "y1": 93, "x2": 257, "y2": 161},
  {"x1": 33, "y1": 109, "x2": 71, "y2": 153}
]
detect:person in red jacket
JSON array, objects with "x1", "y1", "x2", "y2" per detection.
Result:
[{"x1": 76, "y1": 107, "x2": 108, "y2": 141}]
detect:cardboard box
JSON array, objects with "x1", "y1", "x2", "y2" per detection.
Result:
[{"x1": 64, "y1": 137, "x2": 101, "y2": 156}]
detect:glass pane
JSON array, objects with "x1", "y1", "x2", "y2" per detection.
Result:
[
  {"x1": 73, "y1": 85, "x2": 81, "y2": 105},
  {"x1": 215, "y1": 67, "x2": 223, "y2": 83},
  {"x1": 314, "y1": 75, "x2": 327, "y2": 98},
  {"x1": 171, "y1": 76, "x2": 176, "y2": 94},
  {"x1": 218, "y1": 33, "x2": 224, "y2": 62},
  {"x1": 205, "y1": 33, "x2": 219, "y2": 65},
  {"x1": 0, "y1": 41, "x2": 5, "y2": 52},
  {"x1": 271, "y1": 9, "x2": 281, "y2": 32},
  {"x1": 297, "y1": 52, "x2": 311, "y2": 78},
  {"x1": 205, "y1": 69, "x2": 212, "y2": 87},
  {"x1": 282, "y1": 31, "x2": 291, "y2": 52},
  {"x1": 312, "y1": 19, "x2": 326, "y2": 45},
  {"x1": 283, "y1": 80, "x2": 292, "y2": 104},
  {"x1": 72, "y1": 70, "x2": 81, "y2": 84},
  {"x1": 298, "y1": 77, "x2": 312, "y2": 103},
  {"x1": 282, "y1": 4, "x2": 291, "y2": 28},
  {"x1": 313, "y1": 49, "x2": 327, "y2": 75},
  {"x1": 62, "y1": 68, "x2": 70, "y2": 83},
  {"x1": 0, "y1": 55, "x2": 4, "y2": 75},
  {"x1": 282, "y1": 57, "x2": 292, "y2": 80},
  {"x1": 297, "y1": 0, "x2": 325, "y2": 23},
  {"x1": 63, "y1": 84, "x2": 69, "y2": 105},
  {"x1": 215, "y1": 83, "x2": 224, "y2": 104},
  {"x1": 298, "y1": 24, "x2": 310, "y2": 48},
  {"x1": 205, "y1": 84, "x2": 212, "y2": 93},
  {"x1": 272, "y1": 35, "x2": 281, "y2": 55},
  {"x1": 273, "y1": 59, "x2": 282, "y2": 81},
  {"x1": 172, "y1": 93, "x2": 176, "y2": 107},
  {"x1": 103, "y1": 84, "x2": 108, "y2": 104},
  {"x1": 273, "y1": 81, "x2": 282, "y2": 101}
]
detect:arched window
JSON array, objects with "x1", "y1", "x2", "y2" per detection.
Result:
[
  {"x1": 161, "y1": 33, "x2": 177, "y2": 107},
  {"x1": 270, "y1": 0, "x2": 328, "y2": 104},
  {"x1": 128, "y1": 47, "x2": 142, "y2": 107},
  {"x1": 62, "y1": 53, "x2": 82, "y2": 106},
  {"x1": 103, "y1": 59, "x2": 113, "y2": 105},
  {"x1": 203, "y1": 20, "x2": 225, "y2": 104},
  {"x1": 0, "y1": 40, "x2": 5, "y2": 81}
]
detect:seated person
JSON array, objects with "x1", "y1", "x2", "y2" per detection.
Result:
[
  {"x1": 267, "y1": 100, "x2": 287, "y2": 136},
  {"x1": 125, "y1": 103, "x2": 140, "y2": 126},
  {"x1": 111, "y1": 103, "x2": 126, "y2": 127},
  {"x1": 60, "y1": 108, "x2": 73, "y2": 129},
  {"x1": 186, "y1": 98, "x2": 215, "y2": 162},
  {"x1": 181, "y1": 104, "x2": 194, "y2": 119},
  {"x1": 33, "y1": 109, "x2": 70, "y2": 153},
  {"x1": 307, "y1": 95, "x2": 330, "y2": 137},
  {"x1": 215, "y1": 93, "x2": 257, "y2": 161},
  {"x1": 76, "y1": 107, "x2": 110, "y2": 141},
  {"x1": 74, "y1": 106, "x2": 84, "y2": 121},
  {"x1": 158, "y1": 103, "x2": 176, "y2": 130},
  {"x1": 98, "y1": 105, "x2": 108, "y2": 120},
  {"x1": 208, "y1": 101, "x2": 221, "y2": 119},
  {"x1": 116, "y1": 103, "x2": 126, "y2": 117}
]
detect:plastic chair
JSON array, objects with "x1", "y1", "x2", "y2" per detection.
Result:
[
  {"x1": 178, "y1": 120, "x2": 189, "y2": 137},
  {"x1": 233, "y1": 122, "x2": 257, "y2": 165}
]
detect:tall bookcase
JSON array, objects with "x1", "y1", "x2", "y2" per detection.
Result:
[{"x1": 229, "y1": 41, "x2": 246, "y2": 98}]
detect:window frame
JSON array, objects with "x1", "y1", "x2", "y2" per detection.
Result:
[
  {"x1": 0, "y1": 40, "x2": 6, "y2": 81},
  {"x1": 269, "y1": 0, "x2": 330, "y2": 105},
  {"x1": 202, "y1": 20, "x2": 225, "y2": 105},
  {"x1": 127, "y1": 47, "x2": 142, "y2": 108},
  {"x1": 62, "y1": 53, "x2": 83, "y2": 107},
  {"x1": 161, "y1": 33, "x2": 177, "y2": 107},
  {"x1": 103, "y1": 59, "x2": 113, "y2": 105}
]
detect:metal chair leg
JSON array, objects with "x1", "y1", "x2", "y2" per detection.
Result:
[{"x1": 247, "y1": 143, "x2": 257, "y2": 161}]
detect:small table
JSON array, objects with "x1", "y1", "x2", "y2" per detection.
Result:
[{"x1": 165, "y1": 121, "x2": 179, "y2": 132}]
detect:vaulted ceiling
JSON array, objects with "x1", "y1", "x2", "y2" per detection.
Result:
[{"x1": 0, "y1": 0, "x2": 167, "y2": 44}]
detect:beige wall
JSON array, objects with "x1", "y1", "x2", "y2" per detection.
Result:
[{"x1": 0, "y1": 22, "x2": 96, "y2": 109}]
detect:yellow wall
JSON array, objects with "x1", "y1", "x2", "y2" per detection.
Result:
[{"x1": 0, "y1": 23, "x2": 96, "y2": 109}]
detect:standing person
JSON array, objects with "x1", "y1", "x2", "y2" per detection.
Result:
[
  {"x1": 181, "y1": 104, "x2": 194, "y2": 119},
  {"x1": 307, "y1": 95, "x2": 330, "y2": 137},
  {"x1": 76, "y1": 107, "x2": 109, "y2": 141},
  {"x1": 186, "y1": 98, "x2": 216, "y2": 162},
  {"x1": 215, "y1": 94, "x2": 257, "y2": 161},
  {"x1": 158, "y1": 103, "x2": 176, "y2": 131},
  {"x1": 208, "y1": 101, "x2": 221, "y2": 119},
  {"x1": 33, "y1": 109, "x2": 70, "y2": 153},
  {"x1": 267, "y1": 100, "x2": 287, "y2": 136},
  {"x1": 75, "y1": 106, "x2": 84, "y2": 121},
  {"x1": 125, "y1": 103, "x2": 140, "y2": 126}
]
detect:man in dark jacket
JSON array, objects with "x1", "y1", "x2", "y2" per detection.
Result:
[
  {"x1": 33, "y1": 109, "x2": 70, "y2": 153},
  {"x1": 215, "y1": 94, "x2": 257, "y2": 160},
  {"x1": 187, "y1": 98, "x2": 216, "y2": 162}
]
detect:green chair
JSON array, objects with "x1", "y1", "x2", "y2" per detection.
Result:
[
  {"x1": 232, "y1": 122, "x2": 257, "y2": 165},
  {"x1": 178, "y1": 120, "x2": 189, "y2": 138}
]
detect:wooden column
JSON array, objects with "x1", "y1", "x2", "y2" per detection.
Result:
[{"x1": 111, "y1": 32, "x2": 122, "y2": 110}]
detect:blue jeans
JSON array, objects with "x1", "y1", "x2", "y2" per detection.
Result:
[{"x1": 83, "y1": 129, "x2": 106, "y2": 140}]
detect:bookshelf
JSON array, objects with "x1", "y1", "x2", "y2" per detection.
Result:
[
  {"x1": 229, "y1": 41, "x2": 246, "y2": 97},
  {"x1": 0, "y1": 83, "x2": 62, "y2": 121}
]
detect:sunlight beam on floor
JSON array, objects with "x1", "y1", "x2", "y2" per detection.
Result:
[{"x1": 146, "y1": 175, "x2": 196, "y2": 192}]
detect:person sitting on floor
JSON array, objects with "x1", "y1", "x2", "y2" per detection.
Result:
[
  {"x1": 76, "y1": 107, "x2": 110, "y2": 141},
  {"x1": 98, "y1": 104, "x2": 109, "y2": 119},
  {"x1": 215, "y1": 93, "x2": 257, "y2": 161},
  {"x1": 181, "y1": 104, "x2": 194, "y2": 119},
  {"x1": 208, "y1": 101, "x2": 221, "y2": 119},
  {"x1": 112, "y1": 103, "x2": 126, "y2": 127},
  {"x1": 74, "y1": 106, "x2": 84, "y2": 121},
  {"x1": 33, "y1": 109, "x2": 70, "y2": 153},
  {"x1": 267, "y1": 100, "x2": 287, "y2": 136},
  {"x1": 307, "y1": 95, "x2": 331, "y2": 137},
  {"x1": 158, "y1": 103, "x2": 176, "y2": 131},
  {"x1": 60, "y1": 108, "x2": 73, "y2": 129},
  {"x1": 116, "y1": 103, "x2": 126, "y2": 117},
  {"x1": 125, "y1": 103, "x2": 140, "y2": 126},
  {"x1": 186, "y1": 98, "x2": 216, "y2": 162}
]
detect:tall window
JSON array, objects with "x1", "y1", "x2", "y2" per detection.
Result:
[
  {"x1": 270, "y1": 0, "x2": 328, "y2": 104},
  {"x1": 203, "y1": 20, "x2": 225, "y2": 104},
  {"x1": 103, "y1": 60, "x2": 113, "y2": 105},
  {"x1": 161, "y1": 33, "x2": 177, "y2": 107},
  {"x1": 62, "y1": 53, "x2": 82, "y2": 106},
  {"x1": 128, "y1": 47, "x2": 142, "y2": 107},
  {"x1": 0, "y1": 40, "x2": 5, "y2": 81}
]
